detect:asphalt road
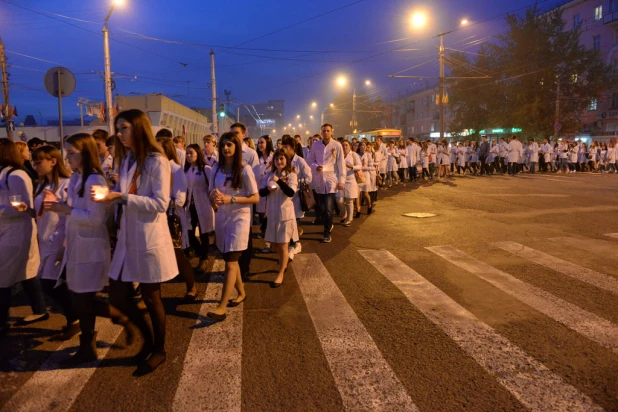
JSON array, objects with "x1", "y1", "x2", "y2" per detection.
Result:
[{"x1": 2, "y1": 171, "x2": 618, "y2": 411}]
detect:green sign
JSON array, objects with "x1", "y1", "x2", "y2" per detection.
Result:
[{"x1": 477, "y1": 127, "x2": 522, "y2": 135}]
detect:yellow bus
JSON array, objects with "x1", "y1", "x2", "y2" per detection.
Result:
[{"x1": 345, "y1": 128, "x2": 402, "y2": 143}]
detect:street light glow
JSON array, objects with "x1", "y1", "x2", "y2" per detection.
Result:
[
  {"x1": 365, "y1": 80, "x2": 372, "y2": 86},
  {"x1": 410, "y1": 11, "x2": 428, "y2": 28},
  {"x1": 310, "y1": 115, "x2": 314, "y2": 120},
  {"x1": 288, "y1": 123, "x2": 292, "y2": 127},
  {"x1": 461, "y1": 18, "x2": 469, "y2": 26},
  {"x1": 112, "y1": 0, "x2": 125, "y2": 6},
  {"x1": 296, "y1": 114, "x2": 300, "y2": 119},
  {"x1": 330, "y1": 103, "x2": 334, "y2": 108},
  {"x1": 311, "y1": 102, "x2": 317, "y2": 108},
  {"x1": 336, "y1": 76, "x2": 348, "y2": 87},
  {"x1": 298, "y1": 124, "x2": 303, "y2": 128}
]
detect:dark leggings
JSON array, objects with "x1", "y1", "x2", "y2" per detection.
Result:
[
  {"x1": 0, "y1": 277, "x2": 47, "y2": 326},
  {"x1": 41, "y1": 279, "x2": 77, "y2": 324},
  {"x1": 188, "y1": 203, "x2": 210, "y2": 259},
  {"x1": 109, "y1": 279, "x2": 166, "y2": 353},
  {"x1": 71, "y1": 291, "x2": 114, "y2": 336},
  {"x1": 174, "y1": 248, "x2": 195, "y2": 293}
]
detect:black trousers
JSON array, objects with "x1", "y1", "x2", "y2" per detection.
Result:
[
  {"x1": 239, "y1": 228, "x2": 253, "y2": 275},
  {"x1": 0, "y1": 277, "x2": 47, "y2": 326},
  {"x1": 41, "y1": 278, "x2": 77, "y2": 324},
  {"x1": 188, "y1": 202, "x2": 209, "y2": 259},
  {"x1": 479, "y1": 156, "x2": 487, "y2": 175}
]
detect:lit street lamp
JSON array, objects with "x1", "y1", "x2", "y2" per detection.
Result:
[
  {"x1": 336, "y1": 76, "x2": 372, "y2": 130},
  {"x1": 103, "y1": 0, "x2": 124, "y2": 134}
]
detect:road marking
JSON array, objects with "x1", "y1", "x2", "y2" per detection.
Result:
[
  {"x1": 494, "y1": 241, "x2": 618, "y2": 294},
  {"x1": 521, "y1": 176, "x2": 581, "y2": 184},
  {"x1": 605, "y1": 233, "x2": 618, "y2": 240},
  {"x1": 3, "y1": 319, "x2": 123, "y2": 411},
  {"x1": 427, "y1": 246, "x2": 618, "y2": 354},
  {"x1": 172, "y1": 259, "x2": 243, "y2": 412},
  {"x1": 483, "y1": 193, "x2": 569, "y2": 198},
  {"x1": 360, "y1": 249, "x2": 601, "y2": 411},
  {"x1": 293, "y1": 254, "x2": 418, "y2": 411}
]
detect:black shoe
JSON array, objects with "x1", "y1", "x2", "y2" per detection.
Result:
[
  {"x1": 227, "y1": 296, "x2": 246, "y2": 307},
  {"x1": 339, "y1": 218, "x2": 346, "y2": 224},
  {"x1": 133, "y1": 351, "x2": 166, "y2": 377},
  {"x1": 367, "y1": 207, "x2": 373, "y2": 215},
  {"x1": 321, "y1": 236, "x2": 332, "y2": 243},
  {"x1": 16, "y1": 312, "x2": 49, "y2": 326},
  {"x1": 132, "y1": 342, "x2": 154, "y2": 365},
  {"x1": 61, "y1": 332, "x2": 98, "y2": 365},
  {"x1": 206, "y1": 312, "x2": 227, "y2": 321},
  {"x1": 354, "y1": 211, "x2": 361, "y2": 219},
  {"x1": 312, "y1": 219, "x2": 323, "y2": 225},
  {"x1": 271, "y1": 281, "x2": 283, "y2": 288},
  {"x1": 49, "y1": 320, "x2": 80, "y2": 342}
]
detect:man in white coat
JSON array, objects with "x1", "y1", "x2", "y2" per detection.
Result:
[
  {"x1": 407, "y1": 138, "x2": 420, "y2": 182},
  {"x1": 307, "y1": 124, "x2": 346, "y2": 243},
  {"x1": 231, "y1": 123, "x2": 259, "y2": 277},
  {"x1": 540, "y1": 138, "x2": 553, "y2": 172},
  {"x1": 506, "y1": 135, "x2": 523, "y2": 176},
  {"x1": 427, "y1": 140, "x2": 437, "y2": 179},
  {"x1": 528, "y1": 138, "x2": 539, "y2": 173},
  {"x1": 557, "y1": 139, "x2": 569, "y2": 173}
]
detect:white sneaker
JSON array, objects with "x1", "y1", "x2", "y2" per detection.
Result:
[
  {"x1": 294, "y1": 242, "x2": 302, "y2": 255},
  {"x1": 288, "y1": 245, "x2": 296, "y2": 260}
]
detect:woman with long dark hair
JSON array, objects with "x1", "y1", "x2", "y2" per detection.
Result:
[
  {"x1": 32, "y1": 146, "x2": 79, "y2": 340},
  {"x1": 94, "y1": 109, "x2": 178, "y2": 376},
  {"x1": 207, "y1": 132, "x2": 258, "y2": 321},
  {"x1": 43, "y1": 133, "x2": 131, "y2": 363},
  {"x1": 156, "y1": 137, "x2": 196, "y2": 302},
  {"x1": 254, "y1": 135, "x2": 274, "y2": 243},
  {"x1": 185, "y1": 143, "x2": 215, "y2": 271},
  {"x1": 0, "y1": 138, "x2": 48, "y2": 335}
]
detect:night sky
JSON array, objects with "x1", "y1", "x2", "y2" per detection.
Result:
[{"x1": 1, "y1": 0, "x2": 566, "y2": 127}]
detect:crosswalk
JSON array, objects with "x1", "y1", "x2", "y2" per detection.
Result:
[{"x1": 3, "y1": 234, "x2": 618, "y2": 411}]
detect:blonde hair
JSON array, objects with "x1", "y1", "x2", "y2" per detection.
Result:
[
  {"x1": 173, "y1": 136, "x2": 186, "y2": 144},
  {"x1": 202, "y1": 134, "x2": 216, "y2": 144}
]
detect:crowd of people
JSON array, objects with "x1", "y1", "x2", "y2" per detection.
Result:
[{"x1": 2, "y1": 116, "x2": 612, "y2": 378}]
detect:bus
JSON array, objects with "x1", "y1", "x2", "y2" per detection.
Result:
[{"x1": 344, "y1": 128, "x2": 402, "y2": 143}]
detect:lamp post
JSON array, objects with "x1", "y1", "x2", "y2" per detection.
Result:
[
  {"x1": 336, "y1": 76, "x2": 371, "y2": 132},
  {"x1": 103, "y1": 0, "x2": 124, "y2": 134}
]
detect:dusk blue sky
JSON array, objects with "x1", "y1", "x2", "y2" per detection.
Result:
[{"x1": 1, "y1": 0, "x2": 567, "y2": 127}]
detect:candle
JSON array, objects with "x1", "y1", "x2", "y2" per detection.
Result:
[
  {"x1": 92, "y1": 185, "x2": 109, "y2": 200},
  {"x1": 9, "y1": 195, "x2": 21, "y2": 206}
]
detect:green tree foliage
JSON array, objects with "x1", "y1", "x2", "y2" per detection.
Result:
[{"x1": 449, "y1": 6, "x2": 613, "y2": 137}]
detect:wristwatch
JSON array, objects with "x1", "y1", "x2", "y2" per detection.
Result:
[{"x1": 231, "y1": 195, "x2": 237, "y2": 204}]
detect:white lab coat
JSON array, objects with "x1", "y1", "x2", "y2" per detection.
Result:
[
  {"x1": 337, "y1": 151, "x2": 361, "y2": 199},
  {"x1": 203, "y1": 151, "x2": 218, "y2": 167},
  {"x1": 59, "y1": 173, "x2": 110, "y2": 293},
  {"x1": 398, "y1": 148, "x2": 408, "y2": 168},
  {"x1": 427, "y1": 143, "x2": 438, "y2": 164},
  {"x1": 386, "y1": 147, "x2": 399, "y2": 172},
  {"x1": 541, "y1": 143, "x2": 552, "y2": 162},
  {"x1": 507, "y1": 140, "x2": 523, "y2": 163},
  {"x1": 406, "y1": 143, "x2": 418, "y2": 166},
  {"x1": 253, "y1": 153, "x2": 273, "y2": 214},
  {"x1": 242, "y1": 143, "x2": 259, "y2": 168},
  {"x1": 359, "y1": 152, "x2": 374, "y2": 192},
  {"x1": 437, "y1": 145, "x2": 450, "y2": 165},
  {"x1": 176, "y1": 148, "x2": 187, "y2": 169},
  {"x1": 209, "y1": 165, "x2": 258, "y2": 253},
  {"x1": 307, "y1": 138, "x2": 346, "y2": 195},
  {"x1": 185, "y1": 164, "x2": 215, "y2": 234},
  {"x1": 109, "y1": 153, "x2": 178, "y2": 284},
  {"x1": 35, "y1": 178, "x2": 70, "y2": 281},
  {"x1": 170, "y1": 161, "x2": 190, "y2": 249},
  {"x1": 0, "y1": 168, "x2": 39, "y2": 288},
  {"x1": 378, "y1": 142, "x2": 387, "y2": 174},
  {"x1": 529, "y1": 143, "x2": 539, "y2": 163},
  {"x1": 291, "y1": 154, "x2": 312, "y2": 218},
  {"x1": 263, "y1": 171, "x2": 298, "y2": 244}
]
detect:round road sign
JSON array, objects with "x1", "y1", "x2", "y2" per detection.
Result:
[{"x1": 44, "y1": 67, "x2": 76, "y2": 98}]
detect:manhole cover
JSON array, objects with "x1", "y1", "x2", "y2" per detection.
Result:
[{"x1": 403, "y1": 213, "x2": 437, "y2": 218}]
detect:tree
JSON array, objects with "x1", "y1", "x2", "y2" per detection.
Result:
[{"x1": 449, "y1": 5, "x2": 613, "y2": 138}]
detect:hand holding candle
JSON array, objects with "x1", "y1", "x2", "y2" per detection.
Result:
[
  {"x1": 91, "y1": 185, "x2": 109, "y2": 200},
  {"x1": 9, "y1": 195, "x2": 21, "y2": 207}
]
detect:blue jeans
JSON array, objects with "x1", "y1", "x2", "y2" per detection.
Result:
[{"x1": 315, "y1": 193, "x2": 335, "y2": 237}]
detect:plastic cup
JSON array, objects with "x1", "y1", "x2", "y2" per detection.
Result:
[
  {"x1": 92, "y1": 185, "x2": 109, "y2": 200},
  {"x1": 9, "y1": 195, "x2": 21, "y2": 206}
]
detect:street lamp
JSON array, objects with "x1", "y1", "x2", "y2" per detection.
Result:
[
  {"x1": 336, "y1": 76, "x2": 372, "y2": 129},
  {"x1": 103, "y1": 0, "x2": 124, "y2": 134},
  {"x1": 296, "y1": 114, "x2": 301, "y2": 119},
  {"x1": 311, "y1": 102, "x2": 317, "y2": 108}
]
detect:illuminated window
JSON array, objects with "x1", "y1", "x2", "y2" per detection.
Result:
[
  {"x1": 595, "y1": 5, "x2": 603, "y2": 21},
  {"x1": 589, "y1": 98, "x2": 598, "y2": 111}
]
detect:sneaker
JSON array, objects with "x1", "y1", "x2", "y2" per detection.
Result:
[
  {"x1": 261, "y1": 242, "x2": 272, "y2": 253},
  {"x1": 294, "y1": 242, "x2": 302, "y2": 255},
  {"x1": 288, "y1": 245, "x2": 296, "y2": 261},
  {"x1": 343, "y1": 221, "x2": 351, "y2": 227},
  {"x1": 321, "y1": 236, "x2": 332, "y2": 243}
]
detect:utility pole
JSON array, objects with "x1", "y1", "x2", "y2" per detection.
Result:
[
  {"x1": 554, "y1": 80, "x2": 560, "y2": 142},
  {"x1": 351, "y1": 89, "x2": 358, "y2": 132},
  {"x1": 210, "y1": 50, "x2": 218, "y2": 135},
  {"x1": 0, "y1": 37, "x2": 13, "y2": 141},
  {"x1": 103, "y1": 13, "x2": 114, "y2": 135},
  {"x1": 439, "y1": 34, "x2": 445, "y2": 142}
]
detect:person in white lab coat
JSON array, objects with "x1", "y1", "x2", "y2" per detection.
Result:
[
  {"x1": 385, "y1": 140, "x2": 400, "y2": 187},
  {"x1": 185, "y1": 143, "x2": 215, "y2": 269},
  {"x1": 357, "y1": 141, "x2": 374, "y2": 215},
  {"x1": 208, "y1": 132, "x2": 259, "y2": 320},
  {"x1": 95, "y1": 110, "x2": 178, "y2": 376},
  {"x1": 397, "y1": 140, "x2": 408, "y2": 182},
  {"x1": 173, "y1": 135, "x2": 187, "y2": 168},
  {"x1": 506, "y1": 135, "x2": 523, "y2": 176},
  {"x1": 202, "y1": 134, "x2": 218, "y2": 167},
  {"x1": 259, "y1": 149, "x2": 297, "y2": 287},
  {"x1": 230, "y1": 123, "x2": 259, "y2": 279},
  {"x1": 156, "y1": 137, "x2": 196, "y2": 303},
  {"x1": 281, "y1": 135, "x2": 311, "y2": 259},
  {"x1": 31, "y1": 146, "x2": 79, "y2": 341},
  {"x1": 44, "y1": 133, "x2": 132, "y2": 363},
  {"x1": 528, "y1": 139, "x2": 539, "y2": 174},
  {"x1": 93, "y1": 129, "x2": 114, "y2": 180},
  {"x1": 437, "y1": 139, "x2": 450, "y2": 178},
  {"x1": 0, "y1": 139, "x2": 48, "y2": 335},
  {"x1": 337, "y1": 140, "x2": 361, "y2": 226},
  {"x1": 540, "y1": 138, "x2": 552, "y2": 172},
  {"x1": 307, "y1": 124, "x2": 346, "y2": 243},
  {"x1": 254, "y1": 135, "x2": 274, "y2": 245}
]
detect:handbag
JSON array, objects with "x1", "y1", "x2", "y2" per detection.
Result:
[
  {"x1": 167, "y1": 172, "x2": 184, "y2": 249},
  {"x1": 298, "y1": 180, "x2": 316, "y2": 212},
  {"x1": 376, "y1": 173, "x2": 383, "y2": 187},
  {"x1": 416, "y1": 164, "x2": 422, "y2": 174},
  {"x1": 395, "y1": 156, "x2": 401, "y2": 165},
  {"x1": 354, "y1": 169, "x2": 366, "y2": 184}
]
